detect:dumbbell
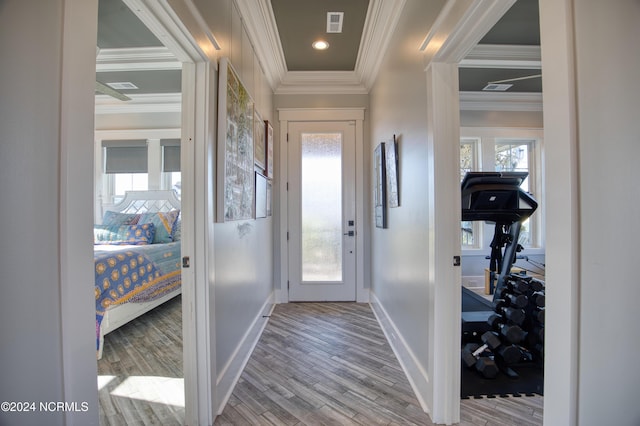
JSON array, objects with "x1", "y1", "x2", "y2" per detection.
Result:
[
  {"x1": 497, "y1": 344, "x2": 522, "y2": 365},
  {"x1": 487, "y1": 314, "x2": 527, "y2": 344},
  {"x1": 492, "y1": 303, "x2": 526, "y2": 325},
  {"x1": 494, "y1": 289, "x2": 529, "y2": 308},
  {"x1": 530, "y1": 291, "x2": 545, "y2": 307},
  {"x1": 461, "y1": 332, "x2": 501, "y2": 378},
  {"x1": 526, "y1": 325, "x2": 544, "y2": 346}
]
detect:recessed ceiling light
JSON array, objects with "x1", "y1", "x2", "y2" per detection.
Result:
[{"x1": 312, "y1": 40, "x2": 330, "y2": 50}]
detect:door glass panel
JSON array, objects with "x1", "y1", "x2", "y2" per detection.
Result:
[{"x1": 301, "y1": 132, "x2": 342, "y2": 282}]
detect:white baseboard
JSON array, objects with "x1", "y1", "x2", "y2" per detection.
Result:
[
  {"x1": 369, "y1": 292, "x2": 431, "y2": 415},
  {"x1": 215, "y1": 293, "x2": 275, "y2": 414}
]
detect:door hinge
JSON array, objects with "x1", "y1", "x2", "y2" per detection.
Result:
[
  {"x1": 286, "y1": 182, "x2": 289, "y2": 191},
  {"x1": 287, "y1": 280, "x2": 290, "y2": 289},
  {"x1": 287, "y1": 231, "x2": 289, "y2": 241},
  {"x1": 287, "y1": 133, "x2": 289, "y2": 142}
]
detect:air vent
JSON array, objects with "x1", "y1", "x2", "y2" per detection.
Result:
[
  {"x1": 482, "y1": 83, "x2": 513, "y2": 92},
  {"x1": 327, "y1": 12, "x2": 344, "y2": 33},
  {"x1": 106, "y1": 82, "x2": 139, "y2": 90}
]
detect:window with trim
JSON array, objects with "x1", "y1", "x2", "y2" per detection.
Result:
[
  {"x1": 460, "y1": 135, "x2": 542, "y2": 250},
  {"x1": 103, "y1": 140, "x2": 149, "y2": 204},
  {"x1": 101, "y1": 139, "x2": 181, "y2": 207},
  {"x1": 161, "y1": 139, "x2": 181, "y2": 199},
  {"x1": 460, "y1": 138, "x2": 481, "y2": 248},
  {"x1": 495, "y1": 139, "x2": 539, "y2": 248}
]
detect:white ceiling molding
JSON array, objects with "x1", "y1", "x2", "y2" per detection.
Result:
[
  {"x1": 460, "y1": 44, "x2": 541, "y2": 69},
  {"x1": 95, "y1": 93, "x2": 182, "y2": 114},
  {"x1": 277, "y1": 71, "x2": 368, "y2": 95},
  {"x1": 459, "y1": 91, "x2": 542, "y2": 111},
  {"x1": 96, "y1": 47, "x2": 181, "y2": 72},
  {"x1": 234, "y1": 0, "x2": 288, "y2": 91},
  {"x1": 354, "y1": 0, "x2": 406, "y2": 91},
  {"x1": 420, "y1": 0, "x2": 517, "y2": 65},
  {"x1": 236, "y1": 0, "x2": 406, "y2": 94}
]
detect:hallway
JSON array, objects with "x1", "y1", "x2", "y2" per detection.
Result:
[{"x1": 215, "y1": 303, "x2": 543, "y2": 425}]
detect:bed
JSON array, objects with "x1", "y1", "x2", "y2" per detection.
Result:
[{"x1": 94, "y1": 190, "x2": 182, "y2": 358}]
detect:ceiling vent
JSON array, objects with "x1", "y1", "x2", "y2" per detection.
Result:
[
  {"x1": 482, "y1": 83, "x2": 513, "y2": 92},
  {"x1": 106, "y1": 82, "x2": 139, "y2": 90},
  {"x1": 326, "y1": 12, "x2": 344, "y2": 33}
]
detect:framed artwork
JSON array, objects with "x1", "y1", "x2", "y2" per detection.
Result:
[
  {"x1": 374, "y1": 142, "x2": 387, "y2": 228},
  {"x1": 216, "y1": 57, "x2": 255, "y2": 222},
  {"x1": 386, "y1": 134, "x2": 399, "y2": 208},
  {"x1": 265, "y1": 120, "x2": 274, "y2": 179},
  {"x1": 255, "y1": 172, "x2": 267, "y2": 219},
  {"x1": 254, "y1": 110, "x2": 266, "y2": 171}
]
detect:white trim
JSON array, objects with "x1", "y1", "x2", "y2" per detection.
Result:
[
  {"x1": 94, "y1": 128, "x2": 181, "y2": 140},
  {"x1": 95, "y1": 93, "x2": 182, "y2": 114},
  {"x1": 215, "y1": 295, "x2": 275, "y2": 414},
  {"x1": 370, "y1": 292, "x2": 430, "y2": 414},
  {"x1": 460, "y1": 44, "x2": 541, "y2": 69},
  {"x1": 278, "y1": 108, "x2": 367, "y2": 304},
  {"x1": 117, "y1": 1, "x2": 215, "y2": 425},
  {"x1": 96, "y1": 46, "x2": 181, "y2": 72},
  {"x1": 420, "y1": 0, "x2": 516, "y2": 63},
  {"x1": 459, "y1": 91, "x2": 543, "y2": 112}
]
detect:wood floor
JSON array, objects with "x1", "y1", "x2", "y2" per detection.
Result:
[
  {"x1": 97, "y1": 295, "x2": 184, "y2": 426},
  {"x1": 216, "y1": 302, "x2": 543, "y2": 426},
  {"x1": 98, "y1": 298, "x2": 543, "y2": 425}
]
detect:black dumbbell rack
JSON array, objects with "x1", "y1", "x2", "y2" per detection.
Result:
[{"x1": 460, "y1": 172, "x2": 544, "y2": 396}]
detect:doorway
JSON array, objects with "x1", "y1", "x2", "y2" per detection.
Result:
[{"x1": 287, "y1": 121, "x2": 357, "y2": 301}]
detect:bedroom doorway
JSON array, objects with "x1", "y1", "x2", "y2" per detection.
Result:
[{"x1": 94, "y1": 0, "x2": 205, "y2": 423}]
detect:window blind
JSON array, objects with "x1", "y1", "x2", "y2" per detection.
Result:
[
  {"x1": 162, "y1": 139, "x2": 181, "y2": 172},
  {"x1": 102, "y1": 140, "x2": 148, "y2": 174}
]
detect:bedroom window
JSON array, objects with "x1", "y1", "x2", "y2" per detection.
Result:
[
  {"x1": 460, "y1": 138, "x2": 481, "y2": 248},
  {"x1": 103, "y1": 140, "x2": 149, "y2": 204},
  {"x1": 162, "y1": 139, "x2": 181, "y2": 198}
]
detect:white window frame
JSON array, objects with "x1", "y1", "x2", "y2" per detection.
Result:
[
  {"x1": 94, "y1": 130, "x2": 181, "y2": 223},
  {"x1": 460, "y1": 127, "x2": 545, "y2": 255},
  {"x1": 460, "y1": 138, "x2": 482, "y2": 249}
]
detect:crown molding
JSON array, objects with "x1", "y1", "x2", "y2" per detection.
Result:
[
  {"x1": 420, "y1": 0, "x2": 517, "y2": 65},
  {"x1": 276, "y1": 71, "x2": 368, "y2": 95},
  {"x1": 95, "y1": 93, "x2": 182, "y2": 114},
  {"x1": 96, "y1": 47, "x2": 181, "y2": 72},
  {"x1": 460, "y1": 44, "x2": 541, "y2": 69},
  {"x1": 234, "y1": 0, "x2": 287, "y2": 91},
  {"x1": 459, "y1": 91, "x2": 542, "y2": 111},
  {"x1": 355, "y1": 0, "x2": 406, "y2": 90}
]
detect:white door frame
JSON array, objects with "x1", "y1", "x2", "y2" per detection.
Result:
[
  {"x1": 122, "y1": 1, "x2": 220, "y2": 423},
  {"x1": 419, "y1": 1, "x2": 517, "y2": 423},
  {"x1": 277, "y1": 108, "x2": 368, "y2": 303}
]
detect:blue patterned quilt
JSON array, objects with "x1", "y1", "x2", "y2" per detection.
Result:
[{"x1": 94, "y1": 241, "x2": 181, "y2": 348}]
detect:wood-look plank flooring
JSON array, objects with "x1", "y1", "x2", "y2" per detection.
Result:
[
  {"x1": 216, "y1": 302, "x2": 544, "y2": 426},
  {"x1": 97, "y1": 295, "x2": 184, "y2": 426},
  {"x1": 98, "y1": 298, "x2": 542, "y2": 425}
]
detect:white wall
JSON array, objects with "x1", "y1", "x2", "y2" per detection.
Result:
[
  {"x1": 573, "y1": 1, "x2": 640, "y2": 424},
  {"x1": 0, "y1": 0, "x2": 99, "y2": 425},
  {"x1": 192, "y1": 0, "x2": 275, "y2": 411},
  {"x1": 541, "y1": 0, "x2": 640, "y2": 424},
  {"x1": 368, "y1": 0, "x2": 446, "y2": 415}
]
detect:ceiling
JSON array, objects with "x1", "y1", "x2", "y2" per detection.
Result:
[{"x1": 96, "y1": 0, "x2": 540, "y2": 103}]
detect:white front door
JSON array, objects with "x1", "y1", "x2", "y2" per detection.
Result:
[{"x1": 288, "y1": 121, "x2": 357, "y2": 301}]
